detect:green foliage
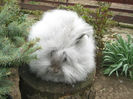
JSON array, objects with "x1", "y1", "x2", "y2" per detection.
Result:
[
  {"x1": 0, "y1": 0, "x2": 40, "y2": 67},
  {"x1": 59, "y1": 2, "x2": 115, "y2": 51},
  {"x1": 0, "y1": 0, "x2": 40, "y2": 98},
  {"x1": 21, "y1": 9, "x2": 43, "y2": 21},
  {"x1": 0, "y1": 0, "x2": 9, "y2": 4},
  {"x1": 94, "y1": 2, "x2": 115, "y2": 51},
  {"x1": 103, "y1": 35, "x2": 133, "y2": 79}
]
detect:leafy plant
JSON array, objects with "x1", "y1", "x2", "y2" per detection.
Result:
[
  {"x1": 0, "y1": 0, "x2": 40, "y2": 67},
  {"x1": 0, "y1": 0, "x2": 40, "y2": 98},
  {"x1": 20, "y1": 9, "x2": 43, "y2": 21},
  {"x1": 94, "y1": 2, "x2": 115, "y2": 50},
  {"x1": 103, "y1": 35, "x2": 133, "y2": 79}
]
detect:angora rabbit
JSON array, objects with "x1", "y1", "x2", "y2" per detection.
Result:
[{"x1": 28, "y1": 9, "x2": 95, "y2": 84}]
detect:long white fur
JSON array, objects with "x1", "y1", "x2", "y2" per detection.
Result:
[{"x1": 28, "y1": 9, "x2": 95, "y2": 84}]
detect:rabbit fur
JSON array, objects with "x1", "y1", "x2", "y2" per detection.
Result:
[{"x1": 28, "y1": 9, "x2": 96, "y2": 84}]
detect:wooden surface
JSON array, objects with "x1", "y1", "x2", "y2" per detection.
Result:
[
  {"x1": 19, "y1": 64, "x2": 96, "y2": 99},
  {"x1": 19, "y1": 1, "x2": 133, "y2": 24},
  {"x1": 96, "y1": 0, "x2": 133, "y2": 5},
  {"x1": 20, "y1": 3, "x2": 55, "y2": 11}
]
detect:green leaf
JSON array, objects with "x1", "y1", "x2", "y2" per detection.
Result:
[
  {"x1": 103, "y1": 34, "x2": 133, "y2": 79},
  {"x1": 129, "y1": 71, "x2": 133, "y2": 79},
  {"x1": 104, "y1": 67, "x2": 112, "y2": 74},
  {"x1": 109, "y1": 62, "x2": 123, "y2": 76}
]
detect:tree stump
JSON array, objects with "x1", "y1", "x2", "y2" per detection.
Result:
[{"x1": 19, "y1": 65, "x2": 96, "y2": 99}]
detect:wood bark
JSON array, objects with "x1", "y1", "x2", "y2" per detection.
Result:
[{"x1": 19, "y1": 65, "x2": 96, "y2": 99}]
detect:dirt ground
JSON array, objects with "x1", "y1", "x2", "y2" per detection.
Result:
[{"x1": 93, "y1": 70, "x2": 133, "y2": 99}]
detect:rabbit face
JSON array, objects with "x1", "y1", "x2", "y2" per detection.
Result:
[
  {"x1": 46, "y1": 48, "x2": 76, "y2": 76},
  {"x1": 40, "y1": 34, "x2": 94, "y2": 83}
]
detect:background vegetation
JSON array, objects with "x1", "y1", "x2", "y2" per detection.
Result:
[
  {"x1": 0, "y1": 0, "x2": 40, "y2": 98},
  {"x1": 103, "y1": 35, "x2": 133, "y2": 79}
]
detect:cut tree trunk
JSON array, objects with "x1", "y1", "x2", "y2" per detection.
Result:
[{"x1": 19, "y1": 65, "x2": 96, "y2": 99}]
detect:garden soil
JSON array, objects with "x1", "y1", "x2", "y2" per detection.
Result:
[{"x1": 93, "y1": 70, "x2": 133, "y2": 99}]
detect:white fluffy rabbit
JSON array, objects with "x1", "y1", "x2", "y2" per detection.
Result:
[{"x1": 28, "y1": 9, "x2": 95, "y2": 84}]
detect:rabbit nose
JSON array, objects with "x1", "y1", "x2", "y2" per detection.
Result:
[
  {"x1": 50, "y1": 65, "x2": 60, "y2": 73},
  {"x1": 53, "y1": 68, "x2": 59, "y2": 73},
  {"x1": 49, "y1": 67, "x2": 59, "y2": 73}
]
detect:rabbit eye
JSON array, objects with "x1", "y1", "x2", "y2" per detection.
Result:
[
  {"x1": 63, "y1": 57, "x2": 67, "y2": 62},
  {"x1": 76, "y1": 34, "x2": 87, "y2": 44}
]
